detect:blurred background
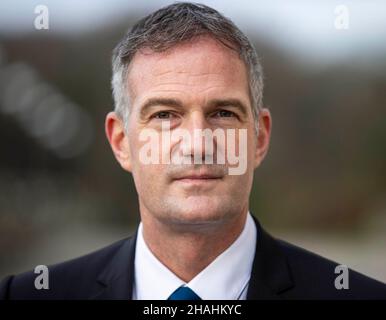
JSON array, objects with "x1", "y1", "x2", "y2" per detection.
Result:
[{"x1": 0, "y1": 0, "x2": 385, "y2": 283}]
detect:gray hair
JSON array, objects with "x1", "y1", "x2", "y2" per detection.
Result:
[{"x1": 111, "y1": 2, "x2": 264, "y2": 133}]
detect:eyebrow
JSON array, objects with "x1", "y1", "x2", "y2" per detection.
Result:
[
  {"x1": 140, "y1": 98, "x2": 183, "y2": 118},
  {"x1": 208, "y1": 98, "x2": 248, "y2": 117},
  {"x1": 139, "y1": 97, "x2": 249, "y2": 117}
]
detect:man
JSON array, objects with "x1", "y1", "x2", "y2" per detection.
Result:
[{"x1": 1, "y1": 2, "x2": 385, "y2": 300}]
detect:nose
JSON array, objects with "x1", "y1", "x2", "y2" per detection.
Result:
[{"x1": 179, "y1": 111, "x2": 212, "y2": 163}]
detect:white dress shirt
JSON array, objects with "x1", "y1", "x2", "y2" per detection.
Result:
[{"x1": 132, "y1": 212, "x2": 257, "y2": 300}]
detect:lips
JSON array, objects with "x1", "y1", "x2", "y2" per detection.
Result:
[
  {"x1": 172, "y1": 172, "x2": 224, "y2": 186},
  {"x1": 169, "y1": 166, "x2": 226, "y2": 185},
  {"x1": 176, "y1": 174, "x2": 221, "y2": 180},
  {"x1": 173, "y1": 170, "x2": 224, "y2": 180}
]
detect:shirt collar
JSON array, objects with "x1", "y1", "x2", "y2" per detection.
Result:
[
  {"x1": 133, "y1": 223, "x2": 185, "y2": 300},
  {"x1": 133, "y1": 212, "x2": 257, "y2": 300}
]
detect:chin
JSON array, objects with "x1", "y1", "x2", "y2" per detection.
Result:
[{"x1": 165, "y1": 196, "x2": 232, "y2": 225}]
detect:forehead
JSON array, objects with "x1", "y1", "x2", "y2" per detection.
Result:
[{"x1": 126, "y1": 36, "x2": 250, "y2": 103}]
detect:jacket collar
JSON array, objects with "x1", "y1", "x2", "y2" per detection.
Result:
[
  {"x1": 92, "y1": 215, "x2": 294, "y2": 300},
  {"x1": 91, "y1": 229, "x2": 138, "y2": 300},
  {"x1": 247, "y1": 216, "x2": 294, "y2": 299}
]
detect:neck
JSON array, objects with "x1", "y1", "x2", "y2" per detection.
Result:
[{"x1": 140, "y1": 208, "x2": 248, "y2": 282}]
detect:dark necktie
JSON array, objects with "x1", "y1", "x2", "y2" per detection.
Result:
[{"x1": 167, "y1": 286, "x2": 202, "y2": 300}]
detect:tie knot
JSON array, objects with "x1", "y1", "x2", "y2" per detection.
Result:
[{"x1": 168, "y1": 286, "x2": 202, "y2": 300}]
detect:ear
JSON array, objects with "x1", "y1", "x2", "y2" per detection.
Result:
[
  {"x1": 105, "y1": 111, "x2": 132, "y2": 172},
  {"x1": 254, "y1": 108, "x2": 272, "y2": 169}
]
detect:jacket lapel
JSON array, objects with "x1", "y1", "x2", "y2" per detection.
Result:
[
  {"x1": 247, "y1": 215, "x2": 294, "y2": 299},
  {"x1": 91, "y1": 230, "x2": 138, "y2": 300}
]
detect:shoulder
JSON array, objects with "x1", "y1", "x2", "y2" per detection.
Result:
[
  {"x1": 0, "y1": 237, "x2": 130, "y2": 300},
  {"x1": 276, "y1": 239, "x2": 386, "y2": 299}
]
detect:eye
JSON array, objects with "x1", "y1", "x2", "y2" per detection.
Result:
[
  {"x1": 214, "y1": 110, "x2": 236, "y2": 118},
  {"x1": 153, "y1": 111, "x2": 173, "y2": 119}
]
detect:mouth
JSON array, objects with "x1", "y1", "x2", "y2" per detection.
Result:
[{"x1": 173, "y1": 173, "x2": 223, "y2": 185}]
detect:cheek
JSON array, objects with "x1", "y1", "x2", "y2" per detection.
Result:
[
  {"x1": 131, "y1": 164, "x2": 164, "y2": 199},
  {"x1": 128, "y1": 128, "x2": 170, "y2": 195},
  {"x1": 229, "y1": 168, "x2": 253, "y2": 186},
  {"x1": 220, "y1": 128, "x2": 253, "y2": 174},
  {"x1": 247, "y1": 130, "x2": 258, "y2": 161}
]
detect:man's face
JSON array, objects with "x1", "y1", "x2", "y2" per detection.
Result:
[{"x1": 107, "y1": 36, "x2": 271, "y2": 227}]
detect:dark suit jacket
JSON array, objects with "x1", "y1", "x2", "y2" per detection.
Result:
[{"x1": 1, "y1": 216, "x2": 385, "y2": 300}]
